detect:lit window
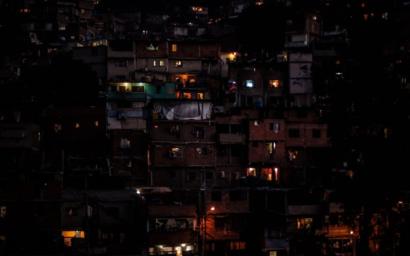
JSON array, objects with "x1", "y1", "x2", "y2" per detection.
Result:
[
  {"x1": 269, "y1": 251, "x2": 278, "y2": 256},
  {"x1": 153, "y1": 60, "x2": 157, "y2": 67},
  {"x1": 159, "y1": 60, "x2": 165, "y2": 66},
  {"x1": 266, "y1": 142, "x2": 276, "y2": 156},
  {"x1": 192, "y1": 6, "x2": 204, "y2": 12},
  {"x1": 94, "y1": 121, "x2": 99, "y2": 127},
  {"x1": 197, "y1": 92, "x2": 204, "y2": 100},
  {"x1": 288, "y1": 150, "x2": 299, "y2": 161},
  {"x1": 229, "y1": 241, "x2": 246, "y2": 250},
  {"x1": 227, "y1": 80, "x2": 238, "y2": 92},
  {"x1": 146, "y1": 43, "x2": 158, "y2": 51},
  {"x1": 118, "y1": 82, "x2": 132, "y2": 92},
  {"x1": 297, "y1": 218, "x2": 313, "y2": 230},
  {"x1": 171, "y1": 44, "x2": 177, "y2": 52},
  {"x1": 188, "y1": 78, "x2": 196, "y2": 84},
  {"x1": 62, "y1": 230, "x2": 85, "y2": 247},
  {"x1": 274, "y1": 167, "x2": 279, "y2": 183},
  {"x1": 245, "y1": 80, "x2": 254, "y2": 88},
  {"x1": 74, "y1": 123, "x2": 80, "y2": 129},
  {"x1": 261, "y1": 168, "x2": 272, "y2": 181},
  {"x1": 19, "y1": 8, "x2": 31, "y2": 13},
  {"x1": 54, "y1": 123, "x2": 62, "y2": 133},
  {"x1": 227, "y1": 52, "x2": 237, "y2": 62},
  {"x1": 120, "y1": 138, "x2": 131, "y2": 149},
  {"x1": 169, "y1": 147, "x2": 183, "y2": 159},
  {"x1": 183, "y1": 92, "x2": 192, "y2": 99},
  {"x1": 175, "y1": 60, "x2": 183, "y2": 67},
  {"x1": 269, "y1": 80, "x2": 281, "y2": 88},
  {"x1": 253, "y1": 120, "x2": 260, "y2": 126},
  {"x1": 0, "y1": 206, "x2": 6, "y2": 218},
  {"x1": 247, "y1": 167, "x2": 256, "y2": 177}
]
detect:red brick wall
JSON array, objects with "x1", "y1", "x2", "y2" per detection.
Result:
[
  {"x1": 135, "y1": 41, "x2": 167, "y2": 58},
  {"x1": 151, "y1": 122, "x2": 216, "y2": 142},
  {"x1": 153, "y1": 144, "x2": 216, "y2": 167},
  {"x1": 248, "y1": 141, "x2": 286, "y2": 163},
  {"x1": 286, "y1": 123, "x2": 329, "y2": 147},
  {"x1": 169, "y1": 41, "x2": 198, "y2": 58},
  {"x1": 249, "y1": 119, "x2": 286, "y2": 141}
]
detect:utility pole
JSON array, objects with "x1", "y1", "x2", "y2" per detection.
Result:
[
  {"x1": 84, "y1": 174, "x2": 90, "y2": 256},
  {"x1": 200, "y1": 168, "x2": 207, "y2": 256}
]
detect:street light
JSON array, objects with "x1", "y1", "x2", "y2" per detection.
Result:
[{"x1": 202, "y1": 206, "x2": 215, "y2": 256}]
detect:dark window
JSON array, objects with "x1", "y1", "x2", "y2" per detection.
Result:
[
  {"x1": 36, "y1": 205, "x2": 46, "y2": 216},
  {"x1": 216, "y1": 171, "x2": 226, "y2": 179},
  {"x1": 267, "y1": 192, "x2": 285, "y2": 212},
  {"x1": 252, "y1": 141, "x2": 258, "y2": 147},
  {"x1": 132, "y1": 86, "x2": 144, "y2": 92},
  {"x1": 312, "y1": 129, "x2": 321, "y2": 138},
  {"x1": 231, "y1": 145, "x2": 242, "y2": 157},
  {"x1": 229, "y1": 190, "x2": 246, "y2": 201},
  {"x1": 66, "y1": 207, "x2": 78, "y2": 216},
  {"x1": 216, "y1": 124, "x2": 229, "y2": 133},
  {"x1": 169, "y1": 170, "x2": 176, "y2": 178},
  {"x1": 230, "y1": 124, "x2": 241, "y2": 133},
  {"x1": 270, "y1": 122, "x2": 280, "y2": 133},
  {"x1": 91, "y1": 47, "x2": 100, "y2": 56},
  {"x1": 115, "y1": 60, "x2": 127, "y2": 67},
  {"x1": 217, "y1": 145, "x2": 227, "y2": 156},
  {"x1": 288, "y1": 129, "x2": 300, "y2": 138},
  {"x1": 246, "y1": 96, "x2": 254, "y2": 106},
  {"x1": 186, "y1": 172, "x2": 196, "y2": 181},
  {"x1": 169, "y1": 125, "x2": 181, "y2": 137},
  {"x1": 228, "y1": 94, "x2": 236, "y2": 103},
  {"x1": 105, "y1": 207, "x2": 119, "y2": 218},
  {"x1": 192, "y1": 127, "x2": 205, "y2": 138},
  {"x1": 296, "y1": 110, "x2": 308, "y2": 118},
  {"x1": 117, "y1": 101, "x2": 132, "y2": 108},
  {"x1": 206, "y1": 171, "x2": 213, "y2": 180},
  {"x1": 211, "y1": 191, "x2": 222, "y2": 201},
  {"x1": 214, "y1": 217, "x2": 226, "y2": 230},
  {"x1": 196, "y1": 147, "x2": 208, "y2": 155}
]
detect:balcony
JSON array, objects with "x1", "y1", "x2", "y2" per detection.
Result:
[
  {"x1": 218, "y1": 134, "x2": 246, "y2": 144},
  {"x1": 323, "y1": 225, "x2": 355, "y2": 238},
  {"x1": 287, "y1": 204, "x2": 323, "y2": 215},
  {"x1": 107, "y1": 49, "x2": 134, "y2": 59},
  {"x1": 106, "y1": 91, "x2": 146, "y2": 101}
]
